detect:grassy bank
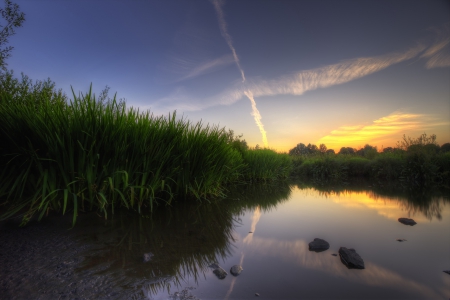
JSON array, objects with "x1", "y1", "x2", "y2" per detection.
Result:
[
  {"x1": 0, "y1": 81, "x2": 289, "y2": 225},
  {"x1": 290, "y1": 149, "x2": 450, "y2": 187}
]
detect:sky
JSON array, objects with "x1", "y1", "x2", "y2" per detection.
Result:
[{"x1": 4, "y1": 0, "x2": 450, "y2": 152}]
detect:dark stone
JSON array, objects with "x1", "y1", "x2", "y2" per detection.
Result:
[
  {"x1": 398, "y1": 218, "x2": 417, "y2": 226},
  {"x1": 331, "y1": 254, "x2": 337, "y2": 256},
  {"x1": 339, "y1": 247, "x2": 365, "y2": 269},
  {"x1": 212, "y1": 267, "x2": 227, "y2": 279},
  {"x1": 208, "y1": 263, "x2": 220, "y2": 269},
  {"x1": 308, "y1": 238, "x2": 330, "y2": 252},
  {"x1": 396, "y1": 239, "x2": 407, "y2": 242},
  {"x1": 230, "y1": 265, "x2": 243, "y2": 276},
  {"x1": 143, "y1": 252, "x2": 153, "y2": 262},
  {"x1": 443, "y1": 270, "x2": 450, "y2": 275}
]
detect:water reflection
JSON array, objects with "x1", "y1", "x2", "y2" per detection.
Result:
[
  {"x1": 75, "y1": 182, "x2": 292, "y2": 298},
  {"x1": 236, "y1": 235, "x2": 440, "y2": 299},
  {"x1": 71, "y1": 180, "x2": 449, "y2": 298},
  {"x1": 292, "y1": 179, "x2": 450, "y2": 221}
]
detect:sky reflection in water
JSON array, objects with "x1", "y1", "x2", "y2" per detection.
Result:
[
  {"x1": 65, "y1": 182, "x2": 450, "y2": 299},
  {"x1": 144, "y1": 184, "x2": 450, "y2": 300}
]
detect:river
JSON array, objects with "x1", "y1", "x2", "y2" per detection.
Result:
[{"x1": 1, "y1": 180, "x2": 449, "y2": 299}]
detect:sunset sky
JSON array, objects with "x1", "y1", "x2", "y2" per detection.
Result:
[{"x1": 6, "y1": 0, "x2": 450, "y2": 152}]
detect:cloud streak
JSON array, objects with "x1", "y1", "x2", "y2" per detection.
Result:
[
  {"x1": 211, "y1": 0, "x2": 270, "y2": 146},
  {"x1": 420, "y1": 23, "x2": 450, "y2": 69},
  {"x1": 214, "y1": 44, "x2": 426, "y2": 106},
  {"x1": 244, "y1": 91, "x2": 268, "y2": 148},
  {"x1": 211, "y1": 0, "x2": 246, "y2": 82},
  {"x1": 175, "y1": 54, "x2": 235, "y2": 82}
]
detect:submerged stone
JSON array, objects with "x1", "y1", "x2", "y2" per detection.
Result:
[
  {"x1": 339, "y1": 247, "x2": 365, "y2": 269},
  {"x1": 230, "y1": 265, "x2": 243, "y2": 276},
  {"x1": 309, "y1": 238, "x2": 330, "y2": 252},
  {"x1": 398, "y1": 218, "x2": 417, "y2": 226},
  {"x1": 213, "y1": 267, "x2": 228, "y2": 279},
  {"x1": 143, "y1": 252, "x2": 154, "y2": 263},
  {"x1": 208, "y1": 263, "x2": 220, "y2": 269},
  {"x1": 443, "y1": 270, "x2": 450, "y2": 275}
]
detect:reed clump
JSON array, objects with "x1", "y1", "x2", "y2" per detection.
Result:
[
  {"x1": 241, "y1": 148, "x2": 292, "y2": 181},
  {"x1": 0, "y1": 86, "x2": 250, "y2": 225}
]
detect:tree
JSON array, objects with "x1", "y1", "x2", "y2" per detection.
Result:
[
  {"x1": 441, "y1": 143, "x2": 450, "y2": 153},
  {"x1": 319, "y1": 143, "x2": 327, "y2": 153},
  {"x1": 226, "y1": 129, "x2": 248, "y2": 154},
  {"x1": 0, "y1": 0, "x2": 25, "y2": 70},
  {"x1": 356, "y1": 144, "x2": 377, "y2": 159},
  {"x1": 396, "y1": 133, "x2": 438, "y2": 151}
]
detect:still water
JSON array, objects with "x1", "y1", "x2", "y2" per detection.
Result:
[{"x1": 1, "y1": 181, "x2": 449, "y2": 299}]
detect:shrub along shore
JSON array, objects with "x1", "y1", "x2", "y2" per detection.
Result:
[
  {"x1": 0, "y1": 72, "x2": 448, "y2": 226},
  {"x1": 290, "y1": 140, "x2": 450, "y2": 188}
]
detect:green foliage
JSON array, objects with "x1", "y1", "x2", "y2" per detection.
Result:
[
  {"x1": 0, "y1": 0, "x2": 25, "y2": 69},
  {"x1": 400, "y1": 152, "x2": 439, "y2": 188},
  {"x1": 356, "y1": 144, "x2": 378, "y2": 159},
  {"x1": 0, "y1": 70, "x2": 68, "y2": 107},
  {"x1": 441, "y1": 143, "x2": 450, "y2": 153},
  {"x1": 226, "y1": 129, "x2": 249, "y2": 155},
  {"x1": 370, "y1": 153, "x2": 403, "y2": 180},
  {"x1": 0, "y1": 85, "x2": 248, "y2": 225},
  {"x1": 288, "y1": 133, "x2": 449, "y2": 187},
  {"x1": 397, "y1": 133, "x2": 438, "y2": 151},
  {"x1": 338, "y1": 147, "x2": 356, "y2": 155},
  {"x1": 289, "y1": 156, "x2": 346, "y2": 181},
  {"x1": 345, "y1": 157, "x2": 371, "y2": 177},
  {"x1": 241, "y1": 148, "x2": 291, "y2": 181}
]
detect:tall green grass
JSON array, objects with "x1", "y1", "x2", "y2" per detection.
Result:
[
  {"x1": 0, "y1": 87, "x2": 246, "y2": 225},
  {"x1": 241, "y1": 148, "x2": 292, "y2": 181}
]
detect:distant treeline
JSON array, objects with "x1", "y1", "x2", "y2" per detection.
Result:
[
  {"x1": 287, "y1": 134, "x2": 450, "y2": 187},
  {"x1": 288, "y1": 134, "x2": 449, "y2": 157}
]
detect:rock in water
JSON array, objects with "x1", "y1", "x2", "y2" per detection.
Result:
[
  {"x1": 213, "y1": 267, "x2": 228, "y2": 279},
  {"x1": 398, "y1": 218, "x2": 417, "y2": 226},
  {"x1": 309, "y1": 238, "x2": 330, "y2": 252},
  {"x1": 209, "y1": 263, "x2": 228, "y2": 279},
  {"x1": 443, "y1": 270, "x2": 450, "y2": 275},
  {"x1": 230, "y1": 265, "x2": 243, "y2": 276},
  {"x1": 143, "y1": 252, "x2": 154, "y2": 262},
  {"x1": 208, "y1": 263, "x2": 220, "y2": 269},
  {"x1": 339, "y1": 247, "x2": 365, "y2": 269}
]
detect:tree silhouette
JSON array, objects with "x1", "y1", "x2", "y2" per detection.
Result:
[{"x1": 0, "y1": 0, "x2": 25, "y2": 70}]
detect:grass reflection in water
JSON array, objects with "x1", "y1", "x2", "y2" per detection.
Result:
[{"x1": 77, "y1": 181, "x2": 292, "y2": 297}]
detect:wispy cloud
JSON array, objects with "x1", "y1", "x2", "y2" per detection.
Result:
[
  {"x1": 210, "y1": 0, "x2": 246, "y2": 82},
  {"x1": 317, "y1": 112, "x2": 449, "y2": 149},
  {"x1": 154, "y1": 42, "x2": 426, "y2": 112},
  {"x1": 175, "y1": 54, "x2": 235, "y2": 82},
  {"x1": 213, "y1": 44, "x2": 425, "y2": 106},
  {"x1": 420, "y1": 23, "x2": 450, "y2": 69}
]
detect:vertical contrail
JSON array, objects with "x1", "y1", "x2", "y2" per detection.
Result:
[
  {"x1": 244, "y1": 91, "x2": 269, "y2": 148},
  {"x1": 210, "y1": 0, "x2": 245, "y2": 82},
  {"x1": 211, "y1": 0, "x2": 269, "y2": 147}
]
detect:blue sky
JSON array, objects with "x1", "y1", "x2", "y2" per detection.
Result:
[{"x1": 5, "y1": 0, "x2": 450, "y2": 151}]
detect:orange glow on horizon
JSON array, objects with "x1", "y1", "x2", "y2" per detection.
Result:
[{"x1": 248, "y1": 112, "x2": 450, "y2": 153}]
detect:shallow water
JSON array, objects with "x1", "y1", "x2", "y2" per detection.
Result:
[{"x1": 1, "y1": 181, "x2": 449, "y2": 299}]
